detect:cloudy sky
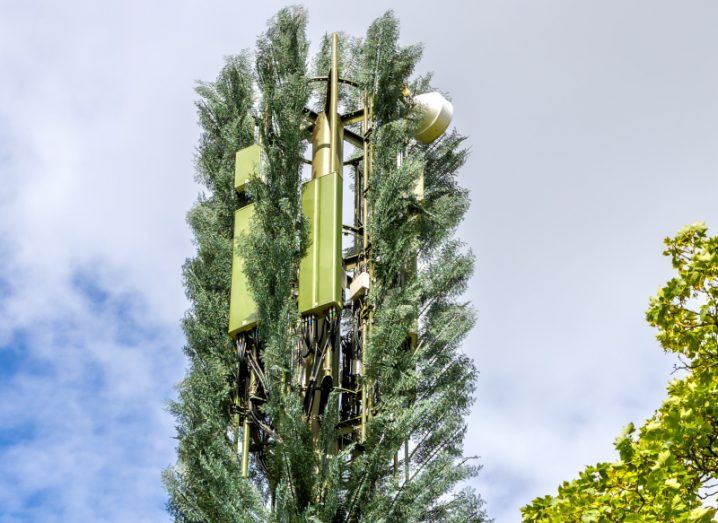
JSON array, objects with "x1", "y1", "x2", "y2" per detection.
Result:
[{"x1": 1, "y1": 1, "x2": 717, "y2": 521}]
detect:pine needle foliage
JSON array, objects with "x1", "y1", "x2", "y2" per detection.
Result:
[
  {"x1": 165, "y1": 7, "x2": 488, "y2": 522},
  {"x1": 163, "y1": 52, "x2": 267, "y2": 522}
]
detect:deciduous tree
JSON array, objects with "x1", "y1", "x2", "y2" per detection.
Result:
[{"x1": 522, "y1": 223, "x2": 718, "y2": 522}]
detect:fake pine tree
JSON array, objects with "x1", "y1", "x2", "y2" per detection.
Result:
[{"x1": 164, "y1": 8, "x2": 488, "y2": 522}]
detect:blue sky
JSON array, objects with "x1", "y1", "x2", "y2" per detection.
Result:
[{"x1": 1, "y1": 1, "x2": 717, "y2": 521}]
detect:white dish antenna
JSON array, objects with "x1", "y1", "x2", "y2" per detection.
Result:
[{"x1": 412, "y1": 92, "x2": 454, "y2": 144}]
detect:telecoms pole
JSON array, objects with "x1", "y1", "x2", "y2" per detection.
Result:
[{"x1": 227, "y1": 32, "x2": 453, "y2": 476}]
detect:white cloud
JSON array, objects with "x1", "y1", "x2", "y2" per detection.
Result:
[{"x1": 0, "y1": 266, "x2": 183, "y2": 521}]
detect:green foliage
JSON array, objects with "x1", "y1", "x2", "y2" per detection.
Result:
[
  {"x1": 357, "y1": 11, "x2": 423, "y2": 125},
  {"x1": 249, "y1": 6, "x2": 309, "y2": 386},
  {"x1": 247, "y1": 9, "x2": 317, "y2": 515},
  {"x1": 340, "y1": 13, "x2": 486, "y2": 521},
  {"x1": 165, "y1": 8, "x2": 487, "y2": 522},
  {"x1": 163, "y1": 52, "x2": 267, "y2": 522},
  {"x1": 522, "y1": 222, "x2": 718, "y2": 522}
]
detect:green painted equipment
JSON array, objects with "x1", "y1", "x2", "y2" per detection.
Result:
[
  {"x1": 229, "y1": 143, "x2": 262, "y2": 336},
  {"x1": 234, "y1": 143, "x2": 261, "y2": 194},
  {"x1": 298, "y1": 171, "x2": 343, "y2": 315},
  {"x1": 228, "y1": 204, "x2": 258, "y2": 335},
  {"x1": 297, "y1": 32, "x2": 344, "y2": 317}
]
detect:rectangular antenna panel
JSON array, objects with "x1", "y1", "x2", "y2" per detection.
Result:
[
  {"x1": 228, "y1": 204, "x2": 258, "y2": 335},
  {"x1": 298, "y1": 171, "x2": 343, "y2": 315},
  {"x1": 234, "y1": 144, "x2": 261, "y2": 194}
]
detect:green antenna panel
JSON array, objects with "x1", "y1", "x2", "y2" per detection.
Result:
[
  {"x1": 298, "y1": 171, "x2": 343, "y2": 315},
  {"x1": 234, "y1": 144, "x2": 261, "y2": 194},
  {"x1": 228, "y1": 204, "x2": 258, "y2": 335}
]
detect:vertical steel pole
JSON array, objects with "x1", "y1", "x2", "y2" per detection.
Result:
[
  {"x1": 329, "y1": 33, "x2": 340, "y2": 175},
  {"x1": 365, "y1": 96, "x2": 375, "y2": 438},
  {"x1": 241, "y1": 417, "x2": 250, "y2": 477},
  {"x1": 404, "y1": 439, "x2": 409, "y2": 483},
  {"x1": 360, "y1": 90, "x2": 370, "y2": 443},
  {"x1": 241, "y1": 368, "x2": 255, "y2": 477}
]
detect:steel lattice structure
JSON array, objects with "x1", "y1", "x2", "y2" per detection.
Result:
[{"x1": 228, "y1": 33, "x2": 451, "y2": 478}]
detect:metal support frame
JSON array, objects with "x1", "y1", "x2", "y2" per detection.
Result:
[
  {"x1": 229, "y1": 30, "x2": 405, "y2": 475},
  {"x1": 297, "y1": 310, "x2": 341, "y2": 437},
  {"x1": 234, "y1": 330, "x2": 270, "y2": 477},
  {"x1": 296, "y1": 32, "x2": 375, "y2": 448}
]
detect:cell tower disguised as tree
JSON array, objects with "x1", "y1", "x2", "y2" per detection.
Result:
[{"x1": 164, "y1": 8, "x2": 487, "y2": 522}]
